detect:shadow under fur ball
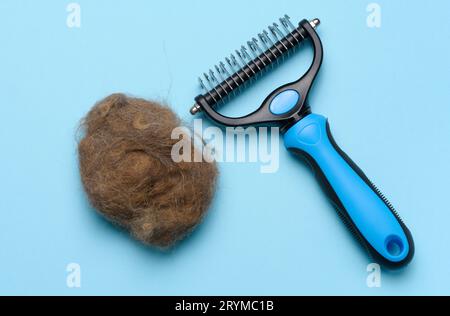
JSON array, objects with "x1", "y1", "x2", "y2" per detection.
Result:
[{"x1": 78, "y1": 94, "x2": 217, "y2": 248}]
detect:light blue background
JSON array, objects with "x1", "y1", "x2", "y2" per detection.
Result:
[{"x1": 0, "y1": 0, "x2": 449, "y2": 295}]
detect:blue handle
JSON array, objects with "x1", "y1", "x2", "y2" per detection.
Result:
[{"x1": 284, "y1": 114, "x2": 414, "y2": 268}]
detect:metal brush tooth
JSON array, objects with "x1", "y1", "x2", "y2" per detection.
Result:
[{"x1": 191, "y1": 16, "x2": 320, "y2": 115}]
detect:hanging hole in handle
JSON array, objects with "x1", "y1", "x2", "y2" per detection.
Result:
[{"x1": 385, "y1": 235, "x2": 405, "y2": 257}]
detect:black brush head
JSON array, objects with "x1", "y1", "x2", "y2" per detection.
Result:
[{"x1": 190, "y1": 16, "x2": 320, "y2": 115}]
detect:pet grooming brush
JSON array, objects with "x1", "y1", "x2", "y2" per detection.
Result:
[{"x1": 189, "y1": 16, "x2": 414, "y2": 268}]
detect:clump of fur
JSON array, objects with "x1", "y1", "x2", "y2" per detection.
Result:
[{"x1": 78, "y1": 93, "x2": 217, "y2": 248}]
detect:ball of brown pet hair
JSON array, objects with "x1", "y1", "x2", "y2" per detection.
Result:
[{"x1": 78, "y1": 93, "x2": 218, "y2": 248}]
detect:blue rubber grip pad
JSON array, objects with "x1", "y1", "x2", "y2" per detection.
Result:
[
  {"x1": 284, "y1": 114, "x2": 412, "y2": 264},
  {"x1": 269, "y1": 90, "x2": 300, "y2": 115}
]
